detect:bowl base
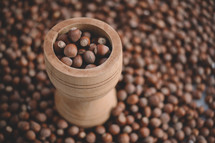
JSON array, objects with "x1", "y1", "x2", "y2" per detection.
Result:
[{"x1": 55, "y1": 88, "x2": 117, "y2": 128}]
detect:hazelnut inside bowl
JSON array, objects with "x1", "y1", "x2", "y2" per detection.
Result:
[{"x1": 53, "y1": 25, "x2": 113, "y2": 69}]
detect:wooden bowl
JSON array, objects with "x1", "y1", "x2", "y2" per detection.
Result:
[{"x1": 43, "y1": 18, "x2": 122, "y2": 128}]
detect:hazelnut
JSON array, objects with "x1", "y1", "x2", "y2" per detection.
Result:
[
  {"x1": 117, "y1": 90, "x2": 127, "y2": 101},
  {"x1": 68, "y1": 27, "x2": 82, "y2": 42},
  {"x1": 118, "y1": 133, "x2": 130, "y2": 143},
  {"x1": 83, "y1": 31, "x2": 91, "y2": 38},
  {"x1": 64, "y1": 44, "x2": 78, "y2": 58},
  {"x1": 57, "y1": 119, "x2": 68, "y2": 129},
  {"x1": 86, "y1": 132, "x2": 96, "y2": 143},
  {"x1": 94, "y1": 44, "x2": 110, "y2": 56},
  {"x1": 89, "y1": 43, "x2": 97, "y2": 51},
  {"x1": 85, "y1": 64, "x2": 96, "y2": 69},
  {"x1": 57, "y1": 34, "x2": 70, "y2": 44},
  {"x1": 78, "y1": 49, "x2": 86, "y2": 55},
  {"x1": 30, "y1": 121, "x2": 41, "y2": 132},
  {"x1": 123, "y1": 125, "x2": 132, "y2": 133},
  {"x1": 80, "y1": 36, "x2": 90, "y2": 47},
  {"x1": 109, "y1": 124, "x2": 120, "y2": 135},
  {"x1": 26, "y1": 130, "x2": 36, "y2": 141},
  {"x1": 150, "y1": 118, "x2": 161, "y2": 128},
  {"x1": 140, "y1": 127, "x2": 150, "y2": 137},
  {"x1": 99, "y1": 58, "x2": 108, "y2": 65},
  {"x1": 153, "y1": 128, "x2": 164, "y2": 138},
  {"x1": 54, "y1": 41, "x2": 66, "y2": 53},
  {"x1": 83, "y1": 51, "x2": 96, "y2": 64},
  {"x1": 65, "y1": 137, "x2": 75, "y2": 143},
  {"x1": 130, "y1": 133, "x2": 138, "y2": 142},
  {"x1": 18, "y1": 121, "x2": 30, "y2": 131},
  {"x1": 97, "y1": 37, "x2": 107, "y2": 45},
  {"x1": 40, "y1": 128, "x2": 51, "y2": 139},
  {"x1": 68, "y1": 126, "x2": 79, "y2": 136},
  {"x1": 61, "y1": 57, "x2": 73, "y2": 66},
  {"x1": 72, "y1": 55, "x2": 83, "y2": 68},
  {"x1": 36, "y1": 113, "x2": 47, "y2": 123},
  {"x1": 102, "y1": 133, "x2": 112, "y2": 143},
  {"x1": 127, "y1": 94, "x2": 139, "y2": 105},
  {"x1": 95, "y1": 125, "x2": 105, "y2": 135}
]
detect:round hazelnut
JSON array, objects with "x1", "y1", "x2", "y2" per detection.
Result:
[
  {"x1": 68, "y1": 126, "x2": 79, "y2": 136},
  {"x1": 40, "y1": 128, "x2": 51, "y2": 138},
  {"x1": 80, "y1": 36, "x2": 90, "y2": 47},
  {"x1": 126, "y1": 94, "x2": 139, "y2": 105},
  {"x1": 64, "y1": 44, "x2": 78, "y2": 58},
  {"x1": 150, "y1": 118, "x2": 161, "y2": 128},
  {"x1": 94, "y1": 44, "x2": 110, "y2": 56},
  {"x1": 102, "y1": 133, "x2": 112, "y2": 143},
  {"x1": 72, "y1": 55, "x2": 83, "y2": 68},
  {"x1": 86, "y1": 132, "x2": 96, "y2": 143},
  {"x1": 83, "y1": 51, "x2": 96, "y2": 64},
  {"x1": 140, "y1": 127, "x2": 150, "y2": 137},
  {"x1": 130, "y1": 133, "x2": 138, "y2": 142},
  {"x1": 109, "y1": 124, "x2": 120, "y2": 135},
  {"x1": 68, "y1": 27, "x2": 82, "y2": 42},
  {"x1": 118, "y1": 133, "x2": 130, "y2": 143},
  {"x1": 54, "y1": 41, "x2": 66, "y2": 53},
  {"x1": 117, "y1": 90, "x2": 127, "y2": 101},
  {"x1": 83, "y1": 31, "x2": 91, "y2": 38},
  {"x1": 65, "y1": 137, "x2": 75, "y2": 143},
  {"x1": 18, "y1": 121, "x2": 30, "y2": 131},
  {"x1": 26, "y1": 130, "x2": 36, "y2": 141},
  {"x1": 153, "y1": 128, "x2": 164, "y2": 138},
  {"x1": 95, "y1": 125, "x2": 105, "y2": 135},
  {"x1": 30, "y1": 121, "x2": 41, "y2": 132},
  {"x1": 61, "y1": 57, "x2": 73, "y2": 66},
  {"x1": 175, "y1": 130, "x2": 185, "y2": 141},
  {"x1": 57, "y1": 119, "x2": 68, "y2": 129}
]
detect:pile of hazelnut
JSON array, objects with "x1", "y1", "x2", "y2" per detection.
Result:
[
  {"x1": 53, "y1": 27, "x2": 111, "y2": 69},
  {"x1": 0, "y1": 0, "x2": 215, "y2": 143}
]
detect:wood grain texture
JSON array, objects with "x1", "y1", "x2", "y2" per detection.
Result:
[
  {"x1": 55, "y1": 89, "x2": 117, "y2": 127},
  {"x1": 43, "y1": 18, "x2": 122, "y2": 127}
]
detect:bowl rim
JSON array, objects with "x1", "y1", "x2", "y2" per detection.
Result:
[{"x1": 43, "y1": 17, "x2": 122, "y2": 78}]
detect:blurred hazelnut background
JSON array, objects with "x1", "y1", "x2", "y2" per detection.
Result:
[{"x1": 0, "y1": 0, "x2": 215, "y2": 143}]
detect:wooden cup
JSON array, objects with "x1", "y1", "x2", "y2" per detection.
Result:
[{"x1": 43, "y1": 18, "x2": 122, "y2": 128}]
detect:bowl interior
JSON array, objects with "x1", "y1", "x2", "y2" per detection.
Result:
[{"x1": 55, "y1": 23, "x2": 113, "y2": 69}]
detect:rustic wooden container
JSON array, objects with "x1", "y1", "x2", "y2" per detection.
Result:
[{"x1": 43, "y1": 18, "x2": 122, "y2": 128}]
